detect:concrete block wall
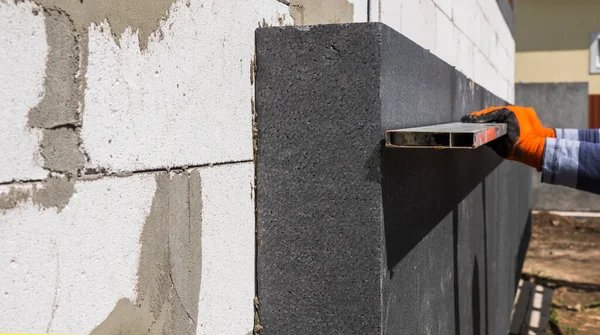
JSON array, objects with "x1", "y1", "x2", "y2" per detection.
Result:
[
  {"x1": 1, "y1": 165, "x2": 255, "y2": 334},
  {"x1": 1, "y1": 0, "x2": 284, "y2": 333},
  {"x1": 0, "y1": 0, "x2": 515, "y2": 333},
  {"x1": 373, "y1": 0, "x2": 516, "y2": 103}
]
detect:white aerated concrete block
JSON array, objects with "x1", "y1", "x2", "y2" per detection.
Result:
[
  {"x1": 401, "y1": 0, "x2": 436, "y2": 51},
  {"x1": 433, "y1": 0, "x2": 452, "y2": 19},
  {"x1": 505, "y1": 48, "x2": 515, "y2": 83},
  {"x1": 495, "y1": 76, "x2": 508, "y2": 103},
  {"x1": 349, "y1": 0, "x2": 369, "y2": 22},
  {"x1": 478, "y1": 0, "x2": 514, "y2": 57},
  {"x1": 451, "y1": 0, "x2": 478, "y2": 44},
  {"x1": 434, "y1": 6, "x2": 456, "y2": 67},
  {"x1": 488, "y1": 67, "x2": 508, "y2": 102},
  {"x1": 478, "y1": 15, "x2": 493, "y2": 59},
  {"x1": 456, "y1": 29, "x2": 474, "y2": 80},
  {"x1": 368, "y1": 0, "x2": 381, "y2": 22},
  {"x1": 379, "y1": 0, "x2": 402, "y2": 36},
  {"x1": 486, "y1": 61, "x2": 500, "y2": 98},
  {"x1": 495, "y1": 41, "x2": 509, "y2": 78},
  {"x1": 507, "y1": 79, "x2": 514, "y2": 104},
  {"x1": 0, "y1": 1, "x2": 48, "y2": 183},
  {"x1": 0, "y1": 175, "x2": 156, "y2": 334},
  {"x1": 197, "y1": 162, "x2": 255, "y2": 335},
  {"x1": 487, "y1": 34, "x2": 500, "y2": 72},
  {"x1": 82, "y1": 0, "x2": 291, "y2": 173},
  {"x1": 473, "y1": 48, "x2": 487, "y2": 91},
  {"x1": 469, "y1": 2, "x2": 482, "y2": 52},
  {"x1": 475, "y1": 0, "x2": 499, "y2": 24},
  {"x1": 496, "y1": 17, "x2": 514, "y2": 56},
  {"x1": 377, "y1": 0, "x2": 514, "y2": 103},
  {"x1": 2, "y1": 163, "x2": 258, "y2": 334}
]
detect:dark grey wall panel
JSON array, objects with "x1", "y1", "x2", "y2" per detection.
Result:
[
  {"x1": 256, "y1": 23, "x2": 532, "y2": 334},
  {"x1": 515, "y1": 83, "x2": 588, "y2": 129},
  {"x1": 255, "y1": 23, "x2": 384, "y2": 334},
  {"x1": 484, "y1": 160, "x2": 532, "y2": 335},
  {"x1": 515, "y1": 82, "x2": 600, "y2": 211}
]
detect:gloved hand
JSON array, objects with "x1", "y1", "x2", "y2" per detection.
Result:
[
  {"x1": 461, "y1": 106, "x2": 552, "y2": 171},
  {"x1": 467, "y1": 106, "x2": 556, "y2": 138}
]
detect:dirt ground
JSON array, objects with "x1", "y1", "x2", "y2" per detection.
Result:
[{"x1": 522, "y1": 212, "x2": 600, "y2": 335}]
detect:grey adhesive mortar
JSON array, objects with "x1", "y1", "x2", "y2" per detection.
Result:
[
  {"x1": 7, "y1": 6, "x2": 86, "y2": 211},
  {"x1": 0, "y1": 176, "x2": 75, "y2": 212},
  {"x1": 255, "y1": 23, "x2": 532, "y2": 334},
  {"x1": 40, "y1": 128, "x2": 85, "y2": 173},
  {"x1": 25, "y1": 7, "x2": 86, "y2": 178},
  {"x1": 91, "y1": 170, "x2": 202, "y2": 335},
  {"x1": 289, "y1": 0, "x2": 354, "y2": 25},
  {"x1": 28, "y1": 8, "x2": 81, "y2": 128},
  {"x1": 34, "y1": 0, "x2": 176, "y2": 50},
  {"x1": 16, "y1": 0, "x2": 179, "y2": 209}
]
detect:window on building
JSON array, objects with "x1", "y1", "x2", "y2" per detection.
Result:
[{"x1": 590, "y1": 33, "x2": 600, "y2": 74}]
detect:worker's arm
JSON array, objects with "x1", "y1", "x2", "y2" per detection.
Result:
[
  {"x1": 462, "y1": 106, "x2": 546, "y2": 170},
  {"x1": 462, "y1": 106, "x2": 600, "y2": 195},
  {"x1": 555, "y1": 129, "x2": 600, "y2": 143},
  {"x1": 542, "y1": 138, "x2": 600, "y2": 194}
]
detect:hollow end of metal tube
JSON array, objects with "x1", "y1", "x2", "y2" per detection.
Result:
[{"x1": 385, "y1": 122, "x2": 506, "y2": 149}]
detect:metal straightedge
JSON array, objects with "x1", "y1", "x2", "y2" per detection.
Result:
[{"x1": 385, "y1": 122, "x2": 507, "y2": 149}]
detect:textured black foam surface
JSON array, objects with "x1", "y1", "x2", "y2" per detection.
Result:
[{"x1": 256, "y1": 23, "x2": 531, "y2": 335}]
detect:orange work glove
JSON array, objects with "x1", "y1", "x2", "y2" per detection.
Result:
[
  {"x1": 461, "y1": 106, "x2": 550, "y2": 171},
  {"x1": 471, "y1": 106, "x2": 556, "y2": 138}
]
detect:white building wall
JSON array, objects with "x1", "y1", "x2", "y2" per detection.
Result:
[
  {"x1": 376, "y1": 0, "x2": 515, "y2": 103},
  {"x1": 0, "y1": 0, "x2": 514, "y2": 333}
]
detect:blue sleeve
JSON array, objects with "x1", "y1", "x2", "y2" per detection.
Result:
[
  {"x1": 542, "y1": 138, "x2": 600, "y2": 195},
  {"x1": 555, "y1": 129, "x2": 600, "y2": 143}
]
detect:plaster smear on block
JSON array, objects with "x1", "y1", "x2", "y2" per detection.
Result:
[
  {"x1": 28, "y1": 7, "x2": 82, "y2": 129},
  {"x1": 290, "y1": 0, "x2": 354, "y2": 25},
  {"x1": 27, "y1": 8, "x2": 87, "y2": 175},
  {"x1": 0, "y1": 1, "x2": 48, "y2": 182},
  {"x1": 0, "y1": 175, "x2": 74, "y2": 212},
  {"x1": 92, "y1": 170, "x2": 203, "y2": 335},
  {"x1": 197, "y1": 163, "x2": 255, "y2": 334},
  {"x1": 0, "y1": 174, "x2": 156, "y2": 334},
  {"x1": 34, "y1": 0, "x2": 175, "y2": 51},
  {"x1": 82, "y1": 0, "x2": 292, "y2": 173}
]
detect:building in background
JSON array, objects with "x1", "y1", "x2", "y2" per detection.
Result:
[{"x1": 515, "y1": 0, "x2": 600, "y2": 127}]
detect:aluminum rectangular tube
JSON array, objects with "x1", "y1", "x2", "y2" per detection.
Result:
[{"x1": 385, "y1": 122, "x2": 507, "y2": 149}]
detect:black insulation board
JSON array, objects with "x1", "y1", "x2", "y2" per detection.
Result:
[{"x1": 255, "y1": 22, "x2": 532, "y2": 334}]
